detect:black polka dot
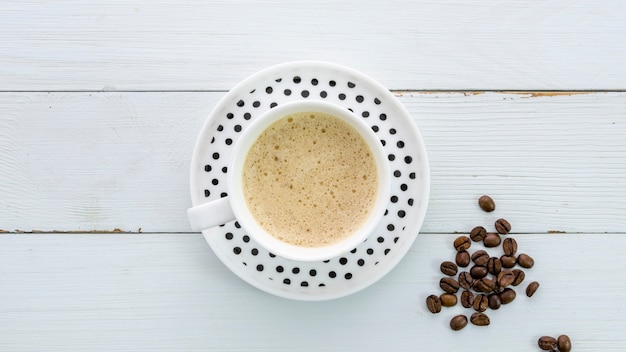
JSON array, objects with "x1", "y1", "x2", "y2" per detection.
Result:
[
  {"x1": 377, "y1": 237, "x2": 384, "y2": 243},
  {"x1": 367, "y1": 248, "x2": 374, "y2": 255},
  {"x1": 394, "y1": 237, "x2": 400, "y2": 243},
  {"x1": 311, "y1": 78, "x2": 318, "y2": 85},
  {"x1": 211, "y1": 179, "x2": 219, "y2": 185},
  {"x1": 309, "y1": 269, "x2": 317, "y2": 276},
  {"x1": 329, "y1": 271, "x2": 337, "y2": 278},
  {"x1": 284, "y1": 89, "x2": 291, "y2": 96},
  {"x1": 300, "y1": 281, "x2": 309, "y2": 287},
  {"x1": 408, "y1": 198, "x2": 414, "y2": 206},
  {"x1": 394, "y1": 170, "x2": 401, "y2": 177},
  {"x1": 221, "y1": 167, "x2": 227, "y2": 173},
  {"x1": 323, "y1": 260, "x2": 330, "y2": 263},
  {"x1": 320, "y1": 91, "x2": 328, "y2": 98},
  {"x1": 374, "y1": 98, "x2": 381, "y2": 104},
  {"x1": 357, "y1": 259, "x2": 365, "y2": 266},
  {"x1": 409, "y1": 172, "x2": 416, "y2": 179},
  {"x1": 350, "y1": 248, "x2": 357, "y2": 254},
  {"x1": 210, "y1": 137, "x2": 215, "y2": 144},
  {"x1": 256, "y1": 264, "x2": 264, "y2": 272},
  {"x1": 252, "y1": 101, "x2": 260, "y2": 108},
  {"x1": 372, "y1": 125, "x2": 379, "y2": 132},
  {"x1": 243, "y1": 113, "x2": 251, "y2": 120},
  {"x1": 283, "y1": 278, "x2": 291, "y2": 285},
  {"x1": 292, "y1": 267, "x2": 300, "y2": 274},
  {"x1": 404, "y1": 156, "x2": 413, "y2": 164},
  {"x1": 233, "y1": 247, "x2": 241, "y2": 254},
  {"x1": 225, "y1": 232, "x2": 233, "y2": 240},
  {"x1": 338, "y1": 93, "x2": 346, "y2": 100},
  {"x1": 398, "y1": 210, "x2": 406, "y2": 218},
  {"x1": 329, "y1": 80, "x2": 336, "y2": 87},
  {"x1": 212, "y1": 152, "x2": 220, "y2": 160},
  {"x1": 217, "y1": 125, "x2": 224, "y2": 131},
  {"x1": 387, "y1": 224, "x2": 395, "y2": 231},
  {"x1": 220, "y1": 192, "x2": 227, "y2": 198},
  {"x1": 319, "y1": 283, "x2": 326, "y2": 287},
  {"x1": 251, "y1": 248, "x2": 258, "y2": 256},
  {"x1": 242, "y1": 235, "x2": 250, "y2": 243},
  {"x1": 275, "y1": 78, "x2": 282, "y2": 82},
  {"x1": 397, "y1": 141, "x2": 405, "y2": 148},
  {"x1": 384, "y1": 249, "x2": 391, "y2": 255},
  {"x1": 384, "y1": 209, "x2": 389, "y2": 216},
  {"x1": 381, "y1": 140, "x2": 386, "y2": 146},
  {"x1": 339, "y1": 257, "x2": 348, "y2": 265},
  {"x1": 234, "y1": 125, "x2": 242, "y2": 132},
  {"x1": 227, "y1": 113, "x2": 234, "y2": 119},
  {"x1": 388, "y1": 154, "x2": 396, "y2": 161},
  {"x1": 390, "y1": 128, "x2": 397, "y2": 135},
  {"x1": 401, "y1": 184, "x2": 408, "y2": 191},
  {"x1": 344, "y1": 273, "x2": 353, "y2": 280},
  {"x1": 236, "y1": 100, "x2": 244, "y2": 107},
  {"x1": 225, "y1": 138, "x2": 233, "y2": 145},
  {"x1": 234, "y1": 222, "x2": 241, "y2": 228},
  {"x1": 276, "y1": 265, "x2": 284, "y2": 273},
  {"x1": 391, "y1": 195, "x2": 398, "y2": 203},
  {"x1": 293, "y1": 76, "x2": 301, "y2": 83},
  {"x1": 362, "y1": 111, "x2": 370, "y2": 118},
  {"x1": 348, "y1": 108, "x2": 354, "y2": 113},
  {"x1": 379, "y1": 113, "x2": 387, "y2": 121},
  {"x1": 270, "y1": 102, "x2": 277, "y2": 108},
  {"x1": 348, "y1": 82, "x2": 356, "y2": 88},
  {"x1": 265, "y1": 86, "x2": 273, "y2": 94},
  {"x1": 268, "y1": 252, "x2": 276, "y2": 258},
  {"x1": 204, "y1": 165, "x2": 211, "y2": 172},
  {"x1": 301, "y1": 90, "x2": 309, "y2": 98},
  {"x1": 356, "y1": 95, "x2": 364, "y2": 103}
]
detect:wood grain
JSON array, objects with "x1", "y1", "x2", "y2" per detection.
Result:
[
  {"x1": 1, "y1": 0, "x2": 625, "y2": 91},
  {"x1": 1, "y1": 233, "x2": 624, "y2": 351},
  {"x1": 2, "y1": 91, "x2": 625, "y2": 233}
]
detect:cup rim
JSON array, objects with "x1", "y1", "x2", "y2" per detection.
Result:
[{"x1": 227, "y1": 100, "x2": 391, "y2": 262}]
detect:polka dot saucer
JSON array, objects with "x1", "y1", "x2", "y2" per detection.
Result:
[{"x1": 189, "y1": 61, "x2": 430, "y2": 300}]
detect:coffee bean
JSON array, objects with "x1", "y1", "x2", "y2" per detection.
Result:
[
  {"x1": 511, "y1": 269, "x2": 525, "y2": 286},
  {"x1": 453, "y1": 236, "x2": 471, "y2": 251},
  {"x1": 483, "y1": 233, "x2": 501, "y2": 248},
  {"x1": 499, "y1": 288, "x2": 516, "y2": 304},
  {"x1": 478, "y1": 195, "x2": 495, "y2": 212},
  {"x1": 557, "y1": 335, "x2": 572, "y2": 352},
  {"x1": 517, "y1": 253, "x2": 535, "y2": 268},
  {"x1": 495, "y1": 218, "x2": 511, "y2": 234},
  {"x1": 470, "y1": 226, "x2": 487, "y2": 242},
  {"x1": 500, "y1": 254, "x2": 517, "y2": 268},
  {"x1": 470, "y1": 265, "x2": 488, "y2": 279},
  {"x1": 473, "y1": 277, "x2": 496, "y2": 293},
  {"x1": 502, "y1": 237, "x2": 518, "y2": 256},
  {"x1": 471, "y1": 250, "x2": 490, "y2": 266},
  {"x1": 497, "y1": 270, "x2": 515, "y2": 287},
  {"x1": 458, "y1": 271, "x2": 473, "y2": 290},
  {"x1": 460, "y1": 290, "x2": 474, "y2": 308},
  {"x1": 426, "y1": 294, "x2": 442, "y2": 313},
  {"x1": 487, "y1": 257, "x2": 502, "y2": 275},
  {"x1": 488, "y1": 293, "x2": 501, "y2": 310},
  {"x1": 440, "y1": 277, "x2": 460, "y2": 293},
  {"x1": 538, "y1": 336, "x2": 557, "y2": 350},
  {"x1": 455, "y1": 251, "x2": 470, "y2": 267},
  {"x1": 473, "y1": 294, "x2": 488, "y2": 312},
  {"x1": 470, "y1": 312, "x2": 490, "y2": 326},
  {"x1": 450, "y1": 315, "x2": 468, "y2": 331},
  {"x1": 440, "y1": 293, "x2": 458, "y2": 307},
  {"x1": 526, "y1": 281, "x2": 540, "y2": 297},
  {"x1": 440, "y1": 261, "x2": 458, "y2": 276}
]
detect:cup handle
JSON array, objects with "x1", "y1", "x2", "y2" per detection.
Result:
[{"x1": 187, "y1": 197, "x2": 236, "y2": 232}]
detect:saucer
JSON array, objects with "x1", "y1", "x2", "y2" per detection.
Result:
[{"x1": 189, "y1": 61, "x2": 430, "y2": 300}]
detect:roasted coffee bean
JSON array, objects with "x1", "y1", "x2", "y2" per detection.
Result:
[
  {"x1": 517, "y1": 253, "x2": 535, "y2": 268},
  {"x1": 557, "y1": 335, "x2": 572, "y2": 352},
  {"x1": 470, "y1": 312, "x2": 490, "y2": 326},
  {"x1": 440, "y1": 277, "x2": 460, "y2": 293},
  {"x1": 500, "y1": 254, "x2": 517, "y2": 268},
  {"x1": 488, "y1": 293, "x2": 501, "y2": 310},
  {"x1": 478, "y1": 195, "x2": 495, "y2": 212},
  {"x1": 455, "y1": 251, "x2": 470, "y2": 267},
  {"x1": 450, "y1": 315, "x2": 468, "y2": 331},
  {"x1": 473, "y1": 294, "x2": 488, "y2": 312},
  {"x1": 471, "y1": 250, "x2": 490, "y2": 266},
  {"x1": 526, "y1": 281, "x2": 540, "y2": 297},
  {"x1": 470, "y1": 265, "x2": 488, "y2": 279},
  {"x1": 426, "y1": 294, "x2": 442, "y2": 313},
  {"x1": 487, "y1": 257, "x2": 502, "y2": 275},
  {"x1": 460, "y1": 290, "x2": 474, "y2": 308},
  {"x1": 497, "y1": 270, "x2": 515, "y2": 287},
  {"x1": 470, "y1": 226, "x2": 487, "y2": 242},
  {"x1": 473, "y1": 277, "x2": 496, "y2": 293},
  {"x1": 538, "y1": 336, "x2": 557, "y2": 350},
  {"x1": 458, "y1": 271, "x2": 473, "y2": 290},
  {"x1": 502, "y1": 237, "x2": 518, "y2": 256},
  {"x1": 440, "y1": 293, "x2": 458, "y2": 307},
  {"x1": 440, "y1": 261, "x2": 458, "y2": 276},
  {"x1": 499, "y1": 288, "x2": 516, "y2": 304},
  {"x1": 511, "y1": 269, "x2": 525, "y2": 286},
  {"x1": 483, "y1": 233, "x2": 501, "y2": 248},
  {"x1": 453, "y1": 236, "x2": 471, "y2": 251},
  {"x1": 494, "y1": 218, "x2": 511, "y2": 234}
]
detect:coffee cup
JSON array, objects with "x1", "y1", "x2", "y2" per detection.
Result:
[{"x1": 187, "y1": 100, "x2": 390, "y2": 262}]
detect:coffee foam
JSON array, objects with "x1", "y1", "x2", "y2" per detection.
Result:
[{"x1": 242, "y1": 111, "x2": 378, "y2": 247}]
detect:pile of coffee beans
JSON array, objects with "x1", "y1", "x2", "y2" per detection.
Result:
[
  {"x1": 426, "y1": 195, "x2": 541, "y2": 331},
  {"x1": 538, "y1": 334, "x2": 572, "y2": 351}
]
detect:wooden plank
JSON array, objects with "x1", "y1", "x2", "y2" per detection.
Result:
[
  {"x1": 1, "y1": 91, "x2": 625, "y2": 233},
  {"x1": 0, "y1": 233, "x2": 624, "y2": 351},
  {"x1": 1, "y1": 0, "x2": 625, "y2": 91}
]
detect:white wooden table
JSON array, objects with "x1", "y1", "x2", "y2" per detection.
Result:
[{"x1": 2, "y1": 1, "x2": 626, "y2": 350}]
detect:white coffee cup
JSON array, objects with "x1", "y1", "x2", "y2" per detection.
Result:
[{"x1": 187, "y1": 100, "x2": 390, "y2": 262}]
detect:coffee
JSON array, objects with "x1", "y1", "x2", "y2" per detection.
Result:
[{"x1": 242, "y1": 111, "x2": 378, "y2": 247}]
